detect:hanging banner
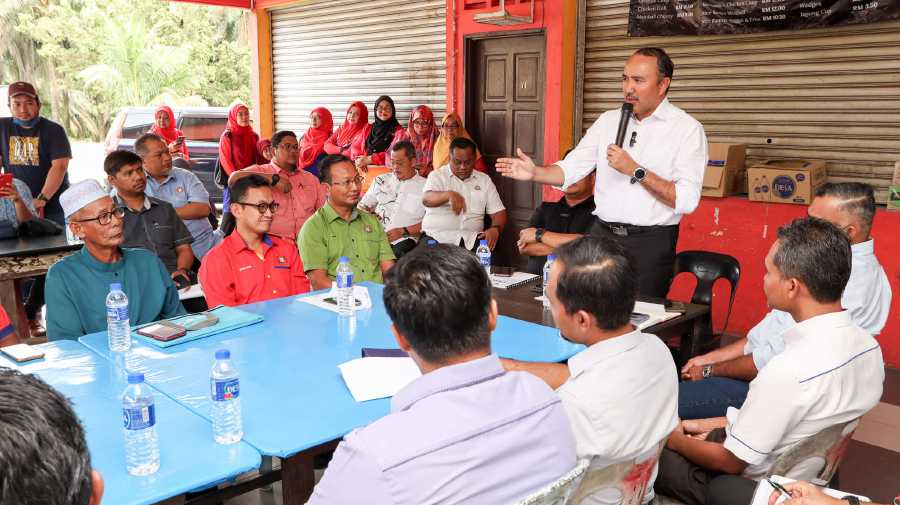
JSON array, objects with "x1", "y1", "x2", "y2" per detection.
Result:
[{"x1": 628, "y1": 0, "x2": 900, "y2": 36}]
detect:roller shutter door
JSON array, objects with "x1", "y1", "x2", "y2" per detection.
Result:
[
  {"x1": 581, "y1": 0, "x2": 900, "y2": 201},
  {"x1": 271, "y1": 0, "x2": 446, "y2": 133}
]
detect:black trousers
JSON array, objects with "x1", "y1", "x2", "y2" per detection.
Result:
[
  {"x1": 589, "y1": 220, "x2": 679, "y2": 298},
  {"x1": 24, "y1": 211, "x2": 65, "y2": 320},
  {"x1": 391, "y1": 238, "x2": 418, "y2": 259}
]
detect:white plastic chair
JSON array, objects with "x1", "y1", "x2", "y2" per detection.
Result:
[
  {"x1": 569, "y1": 440, "x2": 666, "y2": 505},
  {"x1": 769, "y1": 418, "x2": 859, "y2": 485},
  {"x1": 516, "y1": 459, "x2": 591, "y2": 505}
]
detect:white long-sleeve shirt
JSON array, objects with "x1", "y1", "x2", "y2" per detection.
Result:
[{"x1": 556, "y1": 98, "x2": 708, "y2": 226}]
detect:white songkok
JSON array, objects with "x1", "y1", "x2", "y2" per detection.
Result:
[{"x1": 60, "y1": 180, "x2": 109, "y2": 219}]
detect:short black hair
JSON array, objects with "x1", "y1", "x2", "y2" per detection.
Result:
[
  {"x1": 383, "y1": 244, "x2": 492, "y2": 363},
  {"x1": 633, "y1": 47, "x2": 674, "y2": 93},
  {"x1": 814, "y1": 182, "x2": 876, "y2": 235},
  {"x1": 553, "y1": 236, "x2": 637, "y2": 330},
  {"x1": 391, "y1": 140, "x2": 416, "y2": 160},
  {"x1": 134, "y1": 132, "x2": 165, "y2": 157},
  {"x1": 318, "y1": 153, "x2": 353, "y2": 183},
  {"x1": 773, "y1": 217, "x2": 851, "y2": 304},
  {"x1": 104, "y1": 149, "x2": 143, "y2": 176},
  {"x1": 229, "y1": 173, "x2": 271, "y2": 206},
  {"x1": 449, "y1": 136, "x2": 476, "y2": 156},
  {"x1": 0, "y1": 368, "x2": 93, "y2": 505},
  {"x1": 270, "y1": 130, "x2": 296, "y2": 148}
]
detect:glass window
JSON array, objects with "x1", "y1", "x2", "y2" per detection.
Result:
[
  {"x1": 180, "y1": 116, "x2": 227, "y2": 143},
  {"x1": 120, "y1": 111, "x2": 155, "y2": 139}
]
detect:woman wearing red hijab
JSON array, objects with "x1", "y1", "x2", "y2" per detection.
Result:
[
  {"x1": 351, "y1": 96, "x2": 405, "y2": 171},
  {"x1": 325, "y1": 102, "x2": 368, "y2": 156},
  {"x1": 400, "y1": 105, "x2": 438, "y2": 176},
  {"x1": 219, "y1": 102, "x2": 264, "y2": 211},
  {"x1": 149, "y1": 105, "x2": 190, "y2": 161},
  {"x1": 298, "y1": 107, "x2": 333, "y2": 177}
]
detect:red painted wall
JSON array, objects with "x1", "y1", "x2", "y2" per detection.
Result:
[
  {"x1": 669, "y1": 197, "x2": 900, "y2": 368},
  {"x1": 447, "y1": 0, "x2": 570, "y2": 173}
]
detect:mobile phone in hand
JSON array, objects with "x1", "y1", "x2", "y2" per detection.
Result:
[{"x1": 0, "y1": 173, "x2": 13, "y2": 190}]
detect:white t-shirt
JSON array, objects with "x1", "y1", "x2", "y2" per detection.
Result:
[
  {"x1": 422, "y1": 165, "x2": 505, "y2": 249},
  {"x1": 359, "y1": 172, "x2": 427, "y2": 244}
]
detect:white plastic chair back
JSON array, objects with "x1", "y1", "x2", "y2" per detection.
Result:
[
  {"x1": 769, "y1": 418, "x2": 859, "y2": 485},
  {"x1": 569, "y1": 439, "x2": 666, "y2": 505},
  {"x1": 516, "y1": 459, "x2": 591, "y2": 505}
]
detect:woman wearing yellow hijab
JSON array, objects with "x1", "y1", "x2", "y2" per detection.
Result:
[{"x1": 431, "y1": 112, "x2": 488, "y2": 176}]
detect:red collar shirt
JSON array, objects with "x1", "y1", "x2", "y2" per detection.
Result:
[{"x1": 199, "y1": 232, "x2": 311, "y2": 308}]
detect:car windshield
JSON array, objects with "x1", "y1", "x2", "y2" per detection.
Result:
[
  {"x1": 121, "y1": 111, "x2": 155, "y2": 139},
  {"x1": 180, "y1": 115, "x2": 227, "y2": 142}
]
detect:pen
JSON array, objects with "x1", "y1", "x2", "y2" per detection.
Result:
[{"x1": 767, "y1": 478, "x2": 793, "y2": 498}]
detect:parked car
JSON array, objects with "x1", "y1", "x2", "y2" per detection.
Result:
[{"x1": 104, "y1": 106, "x2": 229, "y2": 202}]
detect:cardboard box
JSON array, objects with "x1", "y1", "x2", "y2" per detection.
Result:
[
  {"x1": 747, "y1": 159, "x2": 827, "y2": 205},
  {"x1": 702, "y1": 143, "x2": 747, "y2": 197}
]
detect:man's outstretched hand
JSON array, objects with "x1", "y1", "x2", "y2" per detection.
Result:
[{"x1": 496, "y1": 148, "x2": 537, "y2": 181}]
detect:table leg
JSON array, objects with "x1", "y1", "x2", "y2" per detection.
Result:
[
  {"x1": 0, "y1": 278, "x2": 28, "y2": 345},
  {"x1": 281, "y1": 451, "x2": 315, "y2": 505},
  {"x1": 678, "y1": 314, "x2": 709, "y2": 366}
]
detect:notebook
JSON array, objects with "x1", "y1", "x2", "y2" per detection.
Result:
[
  {"x1": 751, "y1": 475, "x2": 870, "y2": 505},
  {"x1": 490, "y1": 271, "x2": 541, "y2": 289}
]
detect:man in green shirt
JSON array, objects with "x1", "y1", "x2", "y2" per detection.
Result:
[
  {"x1": 298, "y1": 154, "x2": 395, "y2": 290},
  {"x1": 45, "y1": 179, "x2": 185, "y2": 341}
]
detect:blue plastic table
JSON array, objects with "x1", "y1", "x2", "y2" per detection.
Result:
[
  {"x1": 79, "y1": 282, "x2": 582, "y2": 503},
  {"x1": 0, "y1": 340, "x2": 261, "y2": 505}
]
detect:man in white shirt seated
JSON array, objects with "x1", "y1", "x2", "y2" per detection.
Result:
[
  {"x1": 502, "y1": 235, "x2": 679, "y2": 504},
  {"x1": 422, "y1": 137, "x2": 507, "y2": 252},
  {"x1": 678, "y1": 182, "x2": 891, "y2": 420},
  {"x1": 308, "y1": 244, "x2": 577, "y2": 505},
  {"x1": 359, "y1": 140, "x2": 427, "y2": 258},
  {"x1": 655, "y1": 217, "x2": 884, "y2": 505}
]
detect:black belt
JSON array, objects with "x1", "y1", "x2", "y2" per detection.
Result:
[{"x1": 595, "y1": 219, "x2": 678, "y2": 238}]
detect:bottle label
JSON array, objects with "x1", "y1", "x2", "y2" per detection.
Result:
[
  {"x1": 123, "y1": 404, "x2": 155, "y2": 430},
  {"x1": 479, "y1": 254, "x2": 490, "y2": 267},
  {"x1": 211, "y1": 378, "x2": 240, "y2": 401},
  {"x1": 337, "y1": 272, "x2": 353, "y2": 289},
  {"x1": 107, "y1": 306, "x2": 129, "y2": 322}
]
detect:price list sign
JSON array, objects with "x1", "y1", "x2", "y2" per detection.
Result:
[{"x1": 628, "y1": 0, "x2": 900, "y2": 36}]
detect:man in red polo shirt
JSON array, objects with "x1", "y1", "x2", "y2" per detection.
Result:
[
  {"x1": 199, "y1": 174, "x2": 311, "y2": 307},
  {"x1": 228, "y1": 130, "x2": 326, "y2": 242}
]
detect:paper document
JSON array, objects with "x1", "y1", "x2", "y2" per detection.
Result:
[
  {"x1": 632, "y1": 301, "x2": 679, "y2": 330},
  {"x1": 178, "y1": 283, "x2": 205, "y2": 301},
  {"x1": 296, "y1": 285, "x2": 373, "y2": 313},
  {"x1": 490, "y1": 272, "x2": 540, "y2": 289},
  {"x1": 338, "y1": 357, "x2": 421, "y2": 402},
  {"x1": 752, "y1": 475, "x2": 869, "y2": 505}
]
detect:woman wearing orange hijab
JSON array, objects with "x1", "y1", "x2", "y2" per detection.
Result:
[
  {"x1": 298, "y1": 107, "x2": 333, "y2": 177},
  {"x1": 432, "y1": 112, "x2": 488, "y2": 173},
  {"x1": 149, "y1": 105, "x2": 190, "y2": 161},
  {"x1": 325, "y1": 102, "x2": 368, "y2": 156}
]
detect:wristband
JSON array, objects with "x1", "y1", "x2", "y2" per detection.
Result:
[{"x1": 36, "y1": 193, "x2": 48, "y2": 202}]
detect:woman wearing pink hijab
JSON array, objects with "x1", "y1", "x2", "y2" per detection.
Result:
[
  {"x1": 325, "y1": 102, "x2": 368, "y2": 157},
  {"x1": 149, "y1": 105, "x2": 190, "y2": 161},
  {"x1": 298, "y1": 107, "x2": 333, "y2": 177},
  {"x1": 218, "y1": 102, "x2": 264, "y2": 211},
  {"x1": 399, "y1": 105, "x2": 438, "y2": 176}
]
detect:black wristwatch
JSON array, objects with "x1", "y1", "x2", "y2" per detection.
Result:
[
  {"x1": 842, "y1": 496, "x2": 860, "y2": 505},
  {"x1": 630, "y1": 167, "x2": 647, "y2": 185},
  {"x1": 402, "y1": 227, "x2": 410, "y2": 238},
  {"x1": 702, "y1": 364, "x2": 713, "y2": 379},
  {"x1": 36, "y1": 193, "x2": 49, "y2": 202},
  {"x1": 535, "y1": 228, "x2": 545, "y2": 244},
  {"x1": 270, "y1": 174, "x2": 280, "y2": 187}
]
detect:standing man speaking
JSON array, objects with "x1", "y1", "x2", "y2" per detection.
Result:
[{"x1": 497, "y1": 47, "x2": 707, "y2": 297}]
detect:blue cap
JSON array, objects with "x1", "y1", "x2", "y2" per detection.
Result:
[
  {"x1": 548, "y1": 254, "x2": 556, "y2": 261},
  {"x1": 110, "y1": 283, "x2": 122, "y2": 291},
  {"x1": 339, "y1": 256, "x2": 349, "y2": 263},
  {"x1": 127, "y1": 372, "x2": 144, "y2": 384},
  {"x1": 480, "y1": 239, "x2": 488, "y2": 245},
  {"x1": 215, "y1": 349, "x2": 230, "y2": 360}
]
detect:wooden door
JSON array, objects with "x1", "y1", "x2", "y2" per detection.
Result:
[{"x1": 467, "y1": 33, "x2": 545, "y2": 268}]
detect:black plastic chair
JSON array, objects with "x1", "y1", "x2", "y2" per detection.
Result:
[{"x1": 673, "y1": 250, "x2": 741, "y2": 344}]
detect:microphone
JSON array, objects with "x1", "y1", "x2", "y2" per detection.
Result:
[{"x1": 615, "y1": 102, "x2": 634, "y2": 147}]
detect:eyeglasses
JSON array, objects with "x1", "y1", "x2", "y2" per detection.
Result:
[
  {"x1": 412, "y1": 120, "x2": 431, "y2": 127},
  {"x1": 276, "y1": 144, "x2": 299, "y2": 152},
  {"x1": 234, "y1": 201, "x2": 280, "y2": 214},
  {"x1": 330, "y1": 176, "x2": 364, "y2": 188},
  {"x1": 442, "y1": 123, "x2": 460, "y2": 129},
  {"x1": 73, "y1": 207, "x2": 126, "y2": 225}
]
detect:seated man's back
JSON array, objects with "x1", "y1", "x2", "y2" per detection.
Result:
[{"x1": 309, "y1": 244, "x2": 576, "y2": 505}]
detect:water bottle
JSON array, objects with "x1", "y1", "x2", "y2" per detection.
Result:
[
  {"x1": 122, "y1": 372, "x2": 160, "y2": 476},
  {"x1": 543, "y1": 254, "x2": 556, "y2": 309},
  {"x1": 210, "y1": 349, "x2": 243, "y2": 444},
  {"x1": 336, "y1": 257, "x2": 354, "y2": 316},
  {"x1": 106, "y1": 283, "x2": 131, "y2": 352},
  {"x1": 476, "y1": 239, "x2": 491, "y2": 276}
]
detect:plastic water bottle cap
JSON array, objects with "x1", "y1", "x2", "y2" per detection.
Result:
[
  {"x1": 127, "y1": 372, "x2": 144, "y2": 384},
  {"x1": 427, "y1": 240, "x2": 437, "y2": 246},
  {"x1": 110, "y1": 283, "x2": 122, "y2": 292},
  {"x1": 547, "y1": 254, "x2": 556, "y2": 261},
  {"x1": 480, "y1": 239, "x2": 488, "y2": 245},
  {"x1": 339, "y1": 256, "x2": 349, "y2": 263},
  {"x1": 215, "y1": 349, "x2": 230, "y2": 360}
]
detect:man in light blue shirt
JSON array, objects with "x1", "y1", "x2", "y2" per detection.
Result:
[
  {"x1": 135, "y1": 133, "x2": 220, "y2": 259},
  {"x1": 309, "y1": 244, "x2": 577, "y2": 505}
]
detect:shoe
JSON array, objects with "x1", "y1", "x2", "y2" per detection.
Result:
[{"x1": 28, "y1": 319, "x2": 46, "y2": 337}]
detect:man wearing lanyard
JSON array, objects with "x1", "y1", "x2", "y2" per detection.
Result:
[{"x1": 498, "y1": 47, "x2": 708, "y2": 297}]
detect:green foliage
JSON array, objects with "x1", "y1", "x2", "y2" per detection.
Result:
[{"x1": 0, "y1": 0, "x2": 251, "y2": 140}]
